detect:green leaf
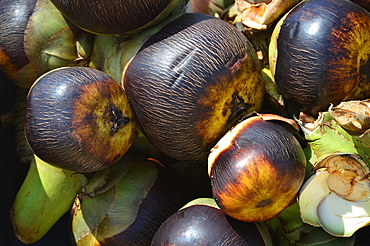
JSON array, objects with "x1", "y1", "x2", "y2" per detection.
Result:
[
  {"x1": 265, "y1": 217, "x2": 284, "y2": 244},
  {"x1": 295, "y1": 227, "x2": 356, "y2": 246},
  {"x1": 277, "y1": 202, "x2": 314, "y2": 243}
]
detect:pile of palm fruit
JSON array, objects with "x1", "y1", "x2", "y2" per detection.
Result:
[{"x1": 0, "y1": 0, "x2": 369, "y2": 245}]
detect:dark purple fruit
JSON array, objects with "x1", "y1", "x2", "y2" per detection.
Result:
[
  {"x1": 151, "y1": 198, "x2": 269, "y2": 245},
  {"x1": 123, "y1": 13, "x2": 265, "y2": 163},
  {"x1": 25, "y1": 67, "x2": 135, "y2": 172},
  {"x1": 0, "y1": 0, "x2": 37, "y2": 88},
  {"x1": 270, "y1": 0, "x2": 370, "y2": 117},
  {"x1": 49, "y1": 0, "x2": 182, "y2": 35},
  {"x1": 208, "y1": 114, "x2": 306, "y2": 222}
]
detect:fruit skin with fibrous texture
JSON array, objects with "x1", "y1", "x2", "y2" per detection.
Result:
[
  {"x1": 151, "y1": 198, "x2": 270, "y2": 245},
  {"x1": 0, "y1": 0, "x2": 37, "y2": 88},
  {"x1": 270, "y1": 0, "x2": 370, "y2": 117},
  {"x1": 25, "y1": 66, "x2": 135, "y2": 172},
  {"x1": 123, "y1": 13, "x2": 265, "y2": 163},
  {"x1": 49, "y1": 0, "x2": 185, "y2": 35},
  {"x1": 208, "y1": 114, "x2": 306, "y2": 222}
]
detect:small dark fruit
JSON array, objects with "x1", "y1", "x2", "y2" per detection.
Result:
[{"x1": 151, "y1": 198, "x2": 270, "y2": 245}]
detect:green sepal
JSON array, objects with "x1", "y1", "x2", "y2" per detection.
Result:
[
  {"x1": 268, "y1": 12, "x2": 286, "y2": 76},
  {"x1": 302, "y1": 145, "x2": 315, "y2": 179},
  {"x1": 36, "y1": 26, "x2": 93, "y2": 76},
  {"x1": 12, "y1": 154, "x2": 88, "y2": 244},
  {"x1": 265, "y1": 217, "x2": 285, "y2": 245},
  {"x1": 74, "y1": 228, "x2": 100, "y2": 246},
  {"x1": 24, "y1": 0, "x2": 69, "y2": 66},
  {"x1": 71, "y1": 157, "x2": 159, "y2": 244},
  {"x1": 121, "y1": 0, "x2": 188, "y2": 36},
  {"x1": 301, "y1": 112, "x2": 370, "y2": 168},
  {"x1": 255, "y1": 222, "x2": 274, "y2": 246},
  {"x1": 96, "y1": 159, "x2": 158, "y2": 238},
  {"x1": 180, "y1": 197, "x2": 219, "y2": 210},
  {"x1": 88, "y1": 0, "x2": 188, "y2": 85},
  {"x1": 81, "y1": 155, "x2": 133, "y2": 198},
  {"x1": 72, "y1": 186, "x2": 116, "y2": 244},
  {"x1": 355, "y1": 132, "x2": 370, "y2": 149},
  {"x1": 36, "y1": 26, "x2": 80, "y2": 76},
  {"x1": 88, "y1": 35, "x2": 129, "y2": 83},
  {"x1": 211, "y1": 0, "x2": 235, "y2": 13},
  {"x1": 262, "y1": 68, "x2": 284, "y2": 112},
  {"x1": 126, "y1": 132, "x2": 163, "y2": 159},
  {"x1": 12, "y1": 87, "x2": 33, "y2": 164},
  {"x1": 12, "y1": 63, "x2": 37, "y2": 89}
]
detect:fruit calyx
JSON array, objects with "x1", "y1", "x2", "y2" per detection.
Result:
[{"x1": 108, "y1": 102, "x2": 130, "y2": 136}]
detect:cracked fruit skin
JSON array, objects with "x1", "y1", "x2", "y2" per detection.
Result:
[
  {"x1": 123, "y1": 13, "x2": 265, "y2": 163},
  {"x1": 270, "y1": 0, "x2": 370, "y2": 117},
  {"x1": 25, "y1": 67, "x2": 135, "y2": 172},
  {"x1": 208, "y1": 115, "x2": 306, "y2": 222}
]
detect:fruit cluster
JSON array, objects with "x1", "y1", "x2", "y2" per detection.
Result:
[{"x1": 0, "y1": 0, "x2": 370, "y2": 245}]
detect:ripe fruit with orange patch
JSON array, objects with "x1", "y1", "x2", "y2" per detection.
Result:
[
  {"x1": 208, "y1": 114, "x2": 306, "y2": 222},
  {"x1": 25, "y1": 66, "x2": 135, "y2": 172}
]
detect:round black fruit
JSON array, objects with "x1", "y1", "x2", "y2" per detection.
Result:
[
  {"x1": 25, "y1": 67, "x2": 135, "y2": 172},
  {"x1": 123, "y1": 13, "x2": 265, "y2": 163}
]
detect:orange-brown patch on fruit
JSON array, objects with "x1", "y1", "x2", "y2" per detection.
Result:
[
  {"x1": 195, "y1": 54, "x2": 264, "y2": 147},
  {"x1": 216, "y1": 153, "x2": 301, "y2": 222},
  {"x1": 0, "y1": 48, "x2": 18, "y2": 79},
  {"x1": 326, "y1": 9, "x2": 370, "y2": 103},
  {"x1": 72, "y1": 78, "x2": 134, "y2": 166}
]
